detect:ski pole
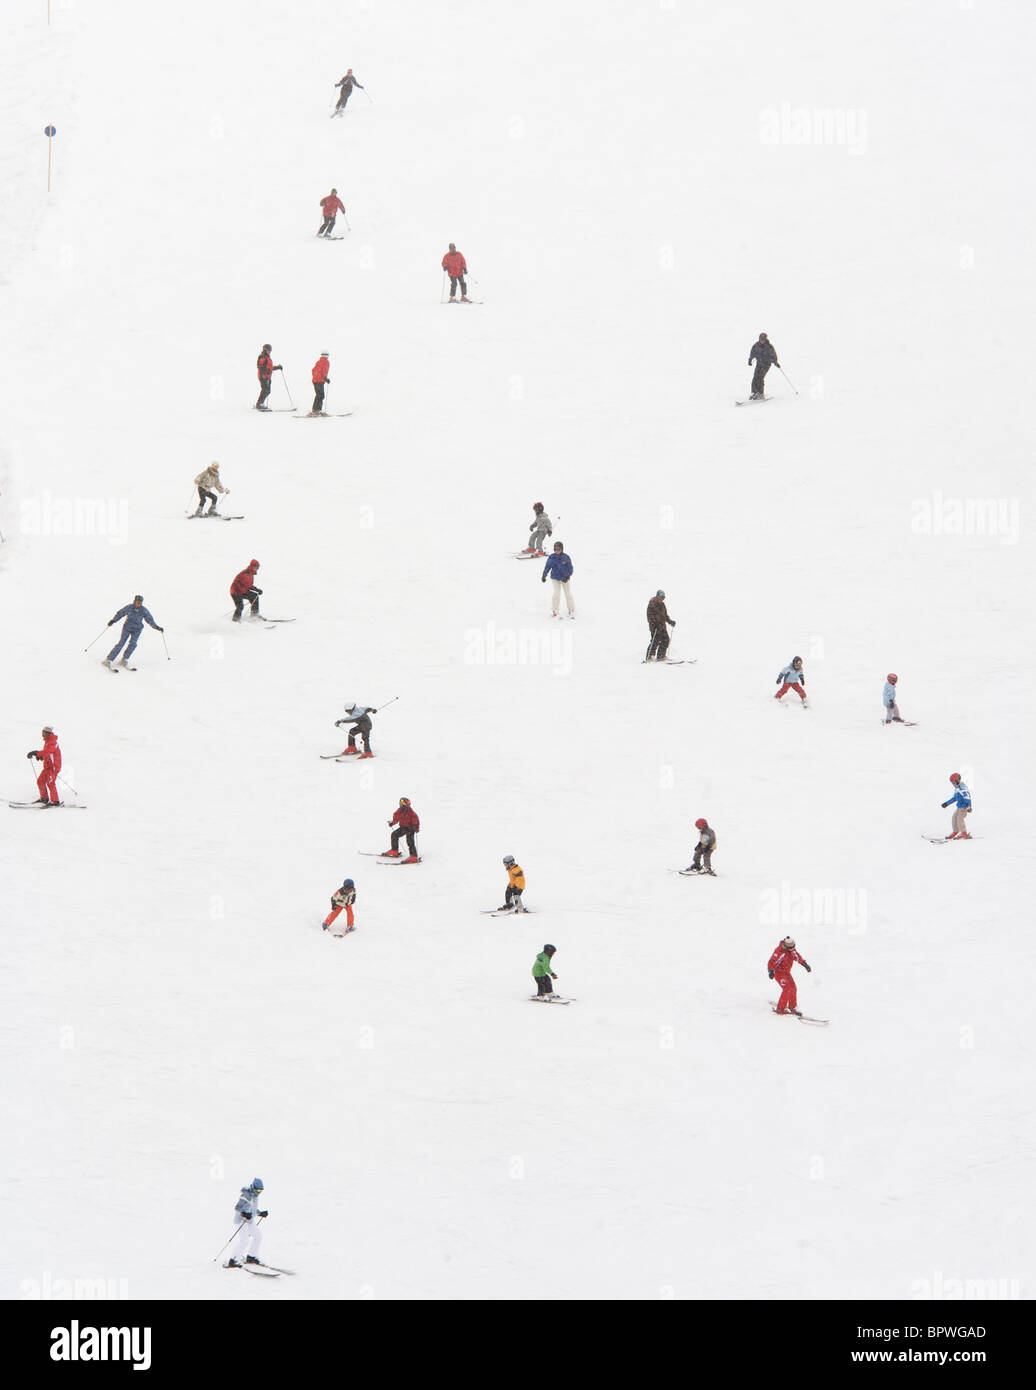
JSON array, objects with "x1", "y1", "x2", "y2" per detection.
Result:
[
  {"x1": 57, "y1": 772, "x2": 79, "y2": 797},
  {"x1": 280, "y1": 372, "x2": 295, "y2": 409},
  {"x1": 374, "y1": 696, "x2": 399, "y2": 713},
  {"x1": 84, "y1": 625, "x2": 109, "y2": 652},
  {"x1": 161, "y1": 630, "x2": 171, "y2": 661},
  {"x1": 211, "y1": 1213, "x2": 266, "y2": 1263},
  {"x1": 187, "y1": 489, "x2": 198, "y2": 513},
  {"x1": 440, "y1": 271, "x2": 447, "y2": 304},
  {"x1": 343, "y1": 213, "x2": 351, "y2": 233},
  {"x1": 779, "y1": 366, "x2": 798, "y2": 395}
]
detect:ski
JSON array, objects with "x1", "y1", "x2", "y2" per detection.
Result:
[
  {"x1": 512, "y1": 553, "x2": 543, "y2": 560},
  {"x1": 529, "y1": 995, "x2": 574, "y2": 1005},
  {"x1": 317, "y1": 235, "x2": 345, "y2": 240},
  {"x1": 377, "y1": 857, "x2": 422, "y2": 866},
  {"x1": 769, "y1": 1002, "x2": 828, "y2": 1025},
  {"x1": 327, "y1": 926, "x2": 356, "y2": 939},
  {"x1": 251, "y1": 1262, "x2": 296, "y2": 1275},
  {"x1": 320, "y1": 752, "x2": 350, "y2": 760},
  {"x1": 188, "y1": 514, "x2": 246, "y2": 521},
  {"x1": 259, "y1": 618, "x2": 296, "y2": 624},
  {"x1": 676, "y1": 868, "x2": 716, "y2": 876},
  {"x1": 7, "y1": 801, "x2": 88, "y2": 810},
  {"x1": 294, "y1": 412, "x2": 355, "y2": 419},
  {"x1": 882, "y1": 720, "x2": 918, "y2": 727},
  {"x1": 480, "y1": 907, "x2": 537, "y2": 916},
  {"x1": 735, "y1": 397, "x2": 771, "y2": 406},
  {"x1": 642, "y1": 659, "x2": 695, "y2": 665},
  {"x1": 335, "y1": 755, "x2": 374, "y2": 763},
  {"x1": 924, "y1": 834, "x2": 979, "y2": 844},
  {"x1": 225, "y1": 1263, "x2": 279, "y2": 1277}
]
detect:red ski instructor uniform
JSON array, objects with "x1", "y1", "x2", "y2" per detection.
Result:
[
  {"x1": 767, "y1": 937, "x2": 811, "y2": 1015},
  {"x1": 28, "y1": 727, "x2": 61, "y2": 805}
]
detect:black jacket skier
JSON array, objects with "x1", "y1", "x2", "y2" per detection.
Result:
[
  {"x1": 748, "y1": 333, "x2": 780, "y2": 399},
  {"x1": 334, "y1": 70, "x2": 364, "y2": 112}
]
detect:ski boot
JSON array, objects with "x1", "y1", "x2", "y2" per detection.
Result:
[
  {"x1": 340, "y1": 746, "x2": 359, "y2": 756},
  {"x1": 226, "y1": 1259, "x2": 242, "y2": 1268},
  {"x1": 357, "y1": 751, "x2": 374, "y2": 759},
  {"x1": 402, "y1": 855, "x2": 420, "y2": 864},
  {"x1": 245, "y1": 1256, "x2": 262, "y2": 1265},
  {"x1": 381, "y1": 850, "x2": 401, "y2": 858}
]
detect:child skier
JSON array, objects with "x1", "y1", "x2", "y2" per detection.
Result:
[
  {"x1": 683, "y1": 818, "x2": 716, "y2": 874},
  {"x1": 522, "y1": 502, "x2": 552, "y2": 555},
  {"x1": 767, "y1": 935, "x2": 811, "y2": 1016},
  {"x1": 226, "y1": 1178, "x2": 268, "y2": 1268},
  {"x1": 498, "y1": 856, "x2": 527, "y2": 912},
  {"x1": 335, "y1": 703, "x2": 376, "y2": 758},
  {"x1": 532, "y1": 944, "x2": 558, "y2": 997},
  {"x1": 27, "y1": 726, "x2": 61, "y2": 805},
  {"x1": 384, "y1": 797, "x2": 420, "y2": 861},
  {"x1": 322, "y1": 879, "x2": 356, "y2": 933},
  {"x1": 193, "y1": 461, "x2": 229, "y2": 516},
  {"x1": 940, "y1": 773, "x2": 973, "y2": 839},
  {"x1": 774, "y1": 655, "x2": 807, "y2": 704},
  {"x1": 882, "y1": 673, "x2": 904, "y2": 723}
]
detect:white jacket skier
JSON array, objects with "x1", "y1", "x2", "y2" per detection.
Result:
[{"x1": 228, "y1": 1178, "x2": 267, "y2": 1267}]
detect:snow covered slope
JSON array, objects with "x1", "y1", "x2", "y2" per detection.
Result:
[{"x1": 2, "y1": 0, "x2": 1033, "y2": 1300}]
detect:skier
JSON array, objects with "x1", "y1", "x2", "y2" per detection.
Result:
[
  {"x1": 317, "y1": 188, "x2": 346, "y2": 238},
  {"x1": 442, "y1": 243, "x2": 469, "y2": 302},
  {"x1": 384, "y1": 797, "x2": 419, "y2": 862},
  {"x1": 940, "y1": 772, "x2": 973, "y2": 839},
  {"x1": 27, "y1": 726, "x2": 61, "y2": 806},
  {"x1": 104, "y1": 595, "x2": 163, "y2": 668},
  {"x1": 646, "y1": 590, "x2": 676, "y2": 661},
  {"x1": 310, "y1": 352, "x2": 330, "y2": 416},
  {"x1": 882, "y1": 673, "x2": 904, "y2": 724},
  {"x1": 193, "y1": 461, "x2": 229, "y2": 516},
  {"x1": 774, "y1": 655, "x2": 807, "y2": 704},
  {"x1": 541, "y1": 541, "x2": 575, "y2": 617},
  {"x1": 522, "y1": 502, "x2": 552, "y2": 555},
  {"x1": 335, "y1": 703, "x2": 376, "y2": 758},
  {"x1": 230, "y1": 559, "x2": 262, "y2": 621},
  {"x1": 748, "y1": 332, "x2": 780, "y2": 399},
  {"x1": 684, "y1": 818, "x2": 716, "y2": 874},
  {"x1": 226, "y1": 1178, "x2": 268, "y2": 1269},
  {"x1": 255, "y1": 344, "x2": 281, "y2": 411},
  {"x1": 532, "y1": 944, "x2": 558, "y2": 997},
  {"x1": 322, "y1": 878, "x2": 357, "y2": 932},
  {"x1": 333, "y1": 69, "x2": 364, "y2": 114},
  {"x1": 498, "y1": 856, "x2": 527, "y2": 912},
  {"x1": 767, "y1": 935, "x2": 811, "y2": 1016}
]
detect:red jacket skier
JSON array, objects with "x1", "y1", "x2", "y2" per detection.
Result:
[
  {"x1": 767, "y1": 935, "x2": 811, "y2": 1016},
  {"x1": 441, "y1": 243, "x2": 468, "y2": 302},
  {"x1": 27, "y1": 726, "x2": 61, "y2": 806},
  {"x1": 318, "y1": 190, "x2": 346, "y2": 238},
  {"x1": 255, "y1": 344, "x2": 281, "y2": 411},
  {"x1": 385, "y1": 797, "x2": 420, "y2": 862},
  {"x1": 230, "y1": 559, "x2": 262, "y2": 621},
  {"x1": 310, "y1": 352, "x2": 331, "y2": 415}
]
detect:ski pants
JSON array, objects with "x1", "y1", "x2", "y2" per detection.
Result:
[
  {"x1": 108, "y1": 623, "x2": 141, "y2": 662},
  {"x1": 335, "y1": 91, "x2": 351, "y2": 112},
  {"x1": 324, "y1": 902, "x2": 355, "y2": 930},
  {"x1": 884, "y1": 701, "x2": 902, "y2": 722},
  {"x1": 232, "y1": 589, "x2": 261, "y2": 620},
  {"x1": 775, "y1": 681, "x2": 806, "y2": 701},
  {"x1": 347, "y1": 715, "x2": 372, "y2": 752},
  {"x1": 535, "y1": 974, "x2": 554, "y2": 996},
  {"x1": 504, "y1": 886, "x2": 524, "y2": 909},
  {"x1": 319, "y1": 216, "x2": 336, "y2": 236},
  {"x1": 692, "y1": 842, "x2": 713, "y2": 872},
  {"x1": 197, "y1": 487, "x2": 218, "y2": 509},
  {"x1": 774, "y1": 972, "x2": 798, "y2": 1013},
  {"x1": 448, "y1": 274, "x2": 467, "y2": 298},
  {"x1": 530, "y1": 524, "x2": 550, "y2": 552},
  {"x1": 231, "y1": 1217, "x2": 263, "y2": 1264},
  {"x1": 391, "y1": 826, "x2": 417, "y2": 857},
  {"x1": 952, "y1": 807, "x2": 971, "y2": 836},
  {"x1": 551, "y1": 578, "x2": 575, "y2": 614},
  {"x1": 36, "y1": 765, "x2": 59, "y2": 803},
  {"x1": 312, "y1": 381, "x2": 326, "y2": 413},
  {"x1": 647, "y1": 623, "x2": 670, "y2": 660},
  {"x1": 751, "y1": 362, "x2": 771, "y2": 397},
  {"x1": 256, "y1": 377, "x2": 272, "y2": 408}
]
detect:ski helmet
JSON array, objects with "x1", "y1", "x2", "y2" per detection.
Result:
[
  {"x1": 533, "y1": 501, "x2": 544, "y2": 512},
  {"x1": 42, "y1": 726, "x2": 54, "y2": 735},
  {"x1": 342, "y1": 879, "x2": 354, "y2": 889},
  {"x1": 759, "y1": 332, "x2": 769, "y2": 340},
  {"x1": 250, "y1": 559, "x2": 259, "y2": 569},
  {"x1": 949, "y1": 773, "x2": 961, "y2": 784},
  {"x1": 261, "y1": 343, "x2": 271, "y2": 352},
  {"x1": 781, "y1": 936, "x2": 796, "y2": 949},
  {"x1": 503, "y1": 855, "x2": 516, "y2": 866},
  {"x1": 252, "y1": 1178, "x2": 264, "y2": 1191},
  {"x1": 320, "y1": 351, "x2": 330, "y2": 357},
  {"x1": 543, "y1": 944, "x2": 556, "y2": 955},
  {"x1": 449, "y1": 243, "x2": 456, "y2": 251},
  {"x1": 399, "y1": 797, "x2": 411, "y2": 806},
  {"x1": 694, "y1": 818, "x2": 707, "y2": 830},
  {"x1": 133, "y1": 594, "x2": 143, "y2": 603},
  {"x1": 656, "y1": 590, "x2": 666, "y2": 598},
  {"x1": 887, "y1": 673, "x2": 898, "y2": 683}
]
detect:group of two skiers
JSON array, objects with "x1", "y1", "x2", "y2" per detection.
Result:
[{"x1": 255, "y1": 345, "x2": 332, "y2": 416}]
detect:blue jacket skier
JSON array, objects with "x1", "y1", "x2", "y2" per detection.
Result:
[
  {"x1": 228, "y1": 1177, "x2": 268, "y2": 1269},
  {"x1": 883, "y1": 673, "x2": 903, "y2": 723},
  {"x1": 105, "y1": 596, "x2": 162, "y2": 668},
  {"x1": 541, "y1": 542, "x2": 575, "y2": 617},
  {"x1": 940, "y1": 774, "x2": 972, "y2": 840}
]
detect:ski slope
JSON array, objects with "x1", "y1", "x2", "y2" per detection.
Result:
[{"x1": 1, "y1": 0, "x2": 1034, "y2": 1300}]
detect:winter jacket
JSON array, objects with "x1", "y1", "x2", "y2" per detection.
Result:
[
  {"x1": 194, "y1": 466, "x2": 228, "y2": 492},
  {"x1": 320, "y1": 194, "x2": 346, "y2": 217},
  {"x1": 767, "y1": 942, "x2": 808, "y2": 977},
  {"x1": 442, "y1": 250, "x2": 467, "y2": 276},
  {"x1": 111, "y1": 603, "x2": 159, "y2": 634},
  {"x1": 647, "y1": 596, "x2": 674, "y2": 629},
  {"x1": 257, "y1": 352, "x2": 274, "y2": 381},
  {"x1": 532, "y1": 951, "x2": 555, "y2": 979},
  {"x1": 777, "y1": 662, "x2": 804, "y2": 687},
  {"x1": 942, "y1": 782, "x2": 972, "y2": 810},
  {"x1": 33, "y1": 732, "x2": 62, "y2": 775},
  {"x1": 391, "y1": 805, "x2": 420, "y2": 832},
  {"x1": 336, "y1": 74, "x2": 363, "y2": 93},
  {"x1": 234, "y1": 1184, "x2": 264, "y2": 1221},
  {"x1": 312, "y1": 356, "x2": 330, "y2": 384},
  {"x1": 331, "y1": 886, "x2": 356, "y2": 909},
  {"x1": 230, "y1": 561, "x2": 260, "y2": 596},
  {"x1": 530, "y1": 510, "x2": 552, "y2": 536},
  {"x1": 695, "y1": 826, "x2": 716, "y2": 852},
  {"x1": 749, "y1": 338, "x2": 779, "y2": 368},
  {"x1": 342, "y1": 705, "x2": 374, "y2": 721},
  {"x1": 541, "y1": 551, "x2": 573, "y2": 581},
  {"x1": 507, "y1": 864, "x2": 526, "y2": 892}
]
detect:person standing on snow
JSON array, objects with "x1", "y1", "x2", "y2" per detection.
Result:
[
  {"x1": 227, "y1": 1178, "x2": 268, "y2": 1268},
  {"x1": 646, "y1": 590, "x2": 676, "y2": 661},
  {"x1": 442, "y1": 243, "x2": 469, "y2": 302},
  {"x1": 335, "y1": 703, "x2": 377, "y2": 758},
  {"x1": 498, "y1": 856, "x2": 527, "y2": 913},
  {"x1": 882, "y1": 673, "x2": 905, "y2": 724},
  {"x1": 774, "y1": 655, "x2": 807, "y2": 705},
  {"x1": 532, "y1": 944, "x2": 558, "y2": 997},
  {"x1": 318, "y1": 188, "x2": 346, "y2": 237},
  {"x1": 684, "y1": 818, "x2": 716, "y2": 874},
  {"x1": 940, "y1": 773, "x2": 973, "y2": 839},
  {"x1": 27, "y1": 726, "x2": 62, "y2": 806},
  {"x1": 748, "y1": 332, "x2": 780, "y2": 399},
  {"x1": 522, "y1": 502, "x2": 552, "y2": 556},
  {"x1": 104, "y1": 595, "x2": 163, "y2": 668},
  {"x1": 541, "y1": 541, "x2": 575, "y2": 617},
  {"x1": 384, "y1": 797, "x2": 420, "y2": 862},
  {"x1": 193, "y1": 462, "x2": 230, "y2": 516},
  {"x1": 322, "y1": 878, "x2": 357, "y2": 933},
  {"x1": 310, "y1": 352, "x2": 331, "y2": 416},
  {"x1": 333, "y1": 69, "x2": 364, "y2": 114},
  {"x1": 256, "y1": 344, "x2": 281, "y2": 411},
  {"x1": 230, "y1": 559, "x2": 262, "y2": 621},
  {"x1": 767, "y1": 935, "x2": 811, "y2": 1016}
]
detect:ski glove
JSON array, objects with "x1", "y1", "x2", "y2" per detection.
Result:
[
  {"x1": 254, "y1": 588, "x2": 263, "y2": 595},
  {"x1": 768, "y1": 969, "x2": 774, "y2": 979},
  {"x1": 941, "y1": 800, "x2": 951, "y2": 808},
  {"x1": 804, "y1": 963, "x2": 812, "y2": 972},
  {"x1": 541, "y1": 577, "x2": 547, "y2": 583},
  {"x1": 241, "y1": 1212, "x2": 252, "y2": 1221},
  {"x1": 26, "y1": 751, "x2": 37, "y2": 759},
  {"x1": 258, "y1": 1210, "x2": 269, "y2": 1218},
  {"x1": 275, "y1": 365, "x2": 282, "y2": 371}
]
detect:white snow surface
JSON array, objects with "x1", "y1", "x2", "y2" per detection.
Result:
[{"x1": 2, "y1": 0, "x2": 1034, "y2": 1300}]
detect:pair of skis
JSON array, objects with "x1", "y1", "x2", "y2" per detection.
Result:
[
  {"x1": 6, "y1": 799, "x2": 88, "y2": 810},
  {"x1": 642, "y1": 658, "x2": 695, "y2": 665},
  {"x1": 319, "y1": 752, "x2": 375, "y2": 762},
  {"x1": 479, "y1": 905, "x2": 537, "y2": 917},
  {"x1": 923, "y1": 833, "x2": 979, "y2": 844},
  {"x1": 769, "y1": 1002, "x2": 828, "y2": 1025},
  {"x1": 358, "y1": 851, "x2": 422, "y2": 866},
  {"x1": 676, "y1": 867, "x2": 715, "y2": 877},
  {"x1": 225, "y1": 1260, "x2": 295, "y2": 1278},
  {"x1": 530, "y1": 994, "x2": 574, "y2": 1005},
  {"x1": 187, "y1": 513, "x2": 245, "y2": 522}
]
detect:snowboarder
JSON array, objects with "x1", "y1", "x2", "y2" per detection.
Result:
[
  {"x1": 684, "y1": 818, "x2": 716, "y2": 874},
  {"x1": 230, "y1": 559, "x2": 262, "y2": 621},
  {"x1": 522, "y1": 502, "x2": 552, "y2": 555},
  {"x1": 532, "y1": 944, "x2": 558, "y2": 996},
  {"x1": 104, "y1": 595, "x2": 163, "y2": 668},
  {"x1": 940, "y1": 773, "x2": 973, "y2": 839},
  {"x1": 310, "y1": 352, "x2": 330, "y2": 416},
  {"x1": 227, "y1": 1178, "x2": 268, "y2": 1269},
  {"x1": 646, "y1": 590, "x2": 676, "y2": 661},
  {"x1": 27, "y1": 726, "x2": 61, "y2": 805},
  {"x1": 318, "y1": 188, "x2": 346, "y2": 237},
  {"x1": 193, "y1": 461, "x2": 229, "y2": 516},
  {"x1": 541, "y1": 541, "x2": 575, "y2": 617},
  {"x1": 882, "y1": 673, "x2": 904, "y2": 723},
  {"x1": 767, "y1": 935, "x2": 811, "y2": 1016},
  {"x1": 748, "y1": 332, "x2": 780, "y2": 399},
  {"x1": 335, "y1": 703, "x2": 376, "y2": 758},
  {"x1": 498, "y1": 856, "x2": 527, "y2": 912},
  {"x1": 322, "y1": 878, "x2": 357, "y2": 932},
  {"x1": 442, "y1": 243, "x2": 468, "y2": 302},
  {"x1": 384, "y1": 797, "x2": 419, "y2": 862},
  {"x1": 255, "y1": 344, "x2": 281, "y2": 411},
  {"x1": 333, "y1": 69, "x2": 364, "y2": 114},
  {"x1": 774, "y1": 655, "x2": 807, "y2": 704}
]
